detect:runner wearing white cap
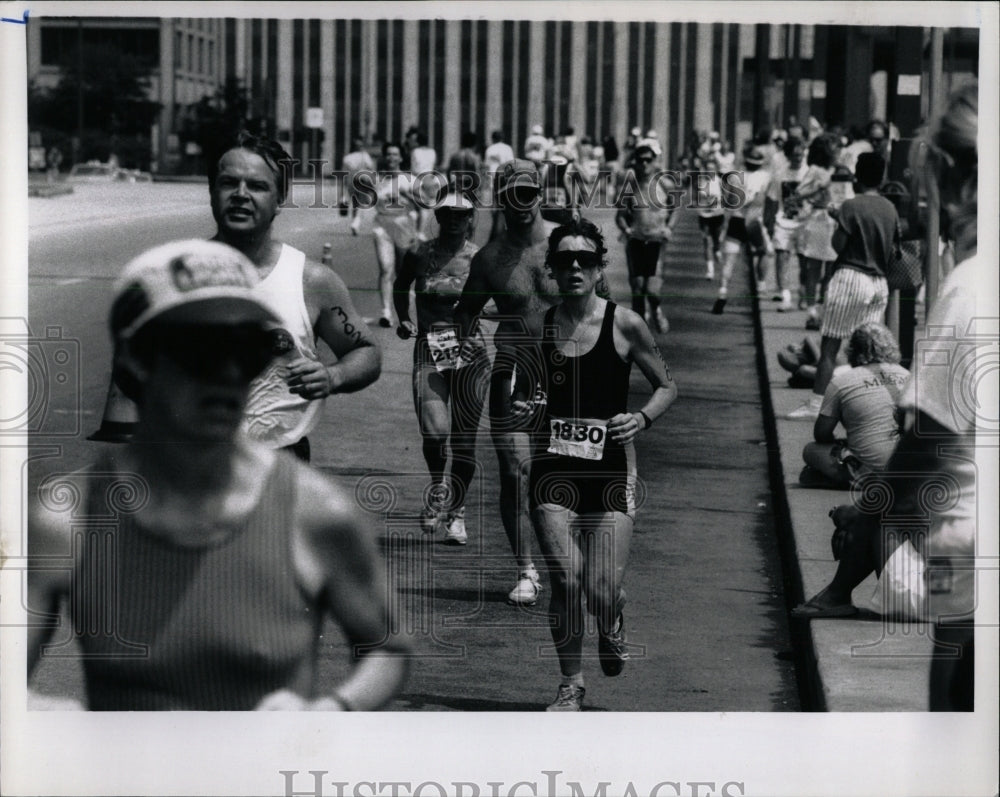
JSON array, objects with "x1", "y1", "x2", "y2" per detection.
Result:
[
  {"x1": 394, "y1": 191, "x2": 485, "y2": 544},
  {"x1": 27, "y1": 239, "x2": 412, "y2": 710}
]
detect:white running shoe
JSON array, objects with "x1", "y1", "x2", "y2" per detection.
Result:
[
  {"x1": 786, "y1": 399, "x2": 821, "y2": 420},
  {"x1": 546, "y1": 684, "x2": 585, "y2": 711},
  {"x1": 507, "y1": 566, "x2": 541, "y2": 605},
  {"x1": 705, "y1": 262, "x2": 715, "y2": 280},
  {"x1": 443, "y1": 508, "x2": 467, "y2": 545},
  {"x1": 776, "y1": 289, "x2": 794, "y2": 312}
]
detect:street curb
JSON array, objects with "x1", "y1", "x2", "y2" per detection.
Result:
[{"x1": 750, "y1": 271, "x2": 828, "y2": 712}]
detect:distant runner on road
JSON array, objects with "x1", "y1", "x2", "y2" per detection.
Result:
[{"x1": 393, "y1": 190, "x2": 485, "y2": 545}]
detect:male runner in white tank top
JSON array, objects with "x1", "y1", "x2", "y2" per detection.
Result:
[{"x1": 209, "y1": 132, "x2": 381, "y2": 460}]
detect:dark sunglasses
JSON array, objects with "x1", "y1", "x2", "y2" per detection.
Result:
[
  {"x1": 150, "y1": 323, "x2": 275, "y2": 381},
  {"x1": 551, "y1": 250, "x2": 602, "y2": 270},
  {"x1": 502, "y1": 187, "x2": 541, "y2": 208}
]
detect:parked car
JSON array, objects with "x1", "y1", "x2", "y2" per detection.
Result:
[{"x1": 68, "y1": 161, "x2": 152, "y2": 183}]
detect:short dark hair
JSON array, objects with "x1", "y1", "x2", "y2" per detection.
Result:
[
  {"x1": 783, "y1": 136, "x2": 805, "y2": 160},
  {"x1": 855, "y1": 152, "x2": 886, "y2": 188},
  {"x1": 807, "y1": 134, "x2": 837, "y2": 169},
  {"x1": 545, "y1": 217, "x2": 608, "y2": 269},
  {"x1": 382, "y1": 140, "x2": 402, "y2": 157},
  {"x1": 208, "y1": 130, "x2": 292, "y2": 203},
  {"x1": 491, "y1": 130, "x2": 503, "y2": 143}
]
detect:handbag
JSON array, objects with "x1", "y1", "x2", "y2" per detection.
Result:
[{"x1": 887, "y1": 238, "x2": 924, "y2": 291}]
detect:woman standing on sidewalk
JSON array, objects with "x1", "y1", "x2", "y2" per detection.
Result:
[
  {"x1": 393, "y1": 191, "x2": 486, "y2": 544},
  {"x1": 512, "y1": 218, "x2": 677, "y2": 711}
]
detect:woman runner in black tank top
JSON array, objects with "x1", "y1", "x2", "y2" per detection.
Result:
[{"x1": 511, "y1": 218, "x2": 677, "y2": 712}]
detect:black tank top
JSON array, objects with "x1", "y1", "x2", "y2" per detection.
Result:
[{"x1": 541, "y1": 301, "x2": 631, "y2": 420}]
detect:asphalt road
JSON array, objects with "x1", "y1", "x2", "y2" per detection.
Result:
[{"x1": 24, "y1": 180, "x2": 800, "y2": 711}]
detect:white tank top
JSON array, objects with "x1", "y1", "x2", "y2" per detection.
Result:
[{"x1": 242, "y1": 244, "x2": 323, "y2": 448}]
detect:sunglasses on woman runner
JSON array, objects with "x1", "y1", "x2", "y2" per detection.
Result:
[
  {"x1": 148, "y1": 323, "x2": 275, "y2": 381},
  {"x1": 550, "y1": 250, "x2": 602, "y2": 270}
]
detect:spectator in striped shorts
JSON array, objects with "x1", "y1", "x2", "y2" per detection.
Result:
[{"x1": 787, "y1": 152, "x2": 899, "y2": 420}]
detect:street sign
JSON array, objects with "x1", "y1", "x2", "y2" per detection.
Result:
[{"x1": 305, "y1": 107, "x2": 324, "y2": 129}]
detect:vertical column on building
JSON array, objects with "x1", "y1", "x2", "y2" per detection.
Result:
[
  {"x1": 753, "y1": 24, "x2": 770, "y2": 133},
  {"x1": 443, "y1": 21, "x2": 461, "y2": 164},
  {"x1": 276, "y1": 20, "x2": 293, "y2": 155},
  {"x1": 527, "y1": 22, "x2": 545, "y2": 139},
  {"x1": 613, "y1": 22, "x2": 629, "y2": 147},
  {"x1": 652, "y1": 23, "x2": 670, "y2": 161},
  {"x1": 718, "y1": 24, "x2": 730, "y2": 142},
  {"x1": 321, "y1": 21, "x2": 335, "y2": 169},
  {"x1": 484, "y1": 20, "x2": 503, "y2": 141},
  {"x1": 234, "y1": 19, "x2": 246, "y2": 86},
  {"x1": 567, "y1": 22, "x2": 586, "y2": 137},
  {"x1": 158, "y1": 20, "x2": 176, "y2": 174},
  {"x1": 694, "y1": 23, "x2": 714, "y2": 132},
  {"x1": 401, "y1": 21, "x2": 418, "y2": 138},
  {"x1": 797, "y1": 25, "x2": 813, "y2": 127},
  {"x1": 810, "y1": 25, "x2": 828, "y2": 126},
  {"x1": 674, "y1": 23, "x2": 688, "y2": 154},
  {"x1": 891, "y1": 27, "x2": 924, "y2": 137},
  {"x1": 843, "y1": 28, "x2": 874, "y2": 128}
]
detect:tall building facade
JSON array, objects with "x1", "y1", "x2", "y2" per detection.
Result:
[{"x1": 28, "y1": 16, "x2": 979, "y2": 174}]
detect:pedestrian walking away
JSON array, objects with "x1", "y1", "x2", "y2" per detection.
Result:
[
  {"x1": 210, "y1": 132, "x2": 381, "y2": 460},
  {"x1": 787, "y1": 151, "x2": 897, "y2": 421},
  {"x1": 27, "y1": 239, "x2": 412, "y2": 711},
  {"x1": 511, "y1": 218, "x2": 677, "y2": 711},
  {"x1": 393, "y1": 190, "x2": 486, "y2": 545}
]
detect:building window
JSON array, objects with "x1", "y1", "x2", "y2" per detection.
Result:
[
  {"x1": 187, "y1": 33, "x2": 194, "y2": 72},
  {"x1": 175, "y1": 30, "x2": 183, "y2": 70}
]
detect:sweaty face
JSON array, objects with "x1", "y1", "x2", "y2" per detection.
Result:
[
  {"x1": 550, "y1": 236, "x2": 602, "y2": 296},
  {"x1": 211, "y1": 149, "x2": 282, "y2": 240}
]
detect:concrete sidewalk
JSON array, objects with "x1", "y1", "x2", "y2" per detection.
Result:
[{"x1": 756, "y1": 291, "x2": 934, "y2": 711}]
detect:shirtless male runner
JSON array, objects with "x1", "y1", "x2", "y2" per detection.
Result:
[{"x1": 454, "y1": 160, "x2": 608, "y2": 605}]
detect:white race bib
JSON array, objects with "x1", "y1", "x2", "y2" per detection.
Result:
[
  {"x1": 427, "y1": 327, "x2": 462, "y2": 372},
  {"x1": 547, "y1": 416, "x2": 607, "y2": 460}
]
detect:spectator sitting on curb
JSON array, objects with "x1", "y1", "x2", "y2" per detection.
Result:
[{"x1": 799, "y1": 322, "x2": 909, "y2": 489}]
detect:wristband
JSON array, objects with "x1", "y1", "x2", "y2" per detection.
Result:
[{"x1": 638, "y1": 410, "x2": 653, "y2": 429}]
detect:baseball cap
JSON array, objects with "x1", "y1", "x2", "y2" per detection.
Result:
[
  {"x1": 531, "y1": 124, "x2": 544, "y2": 135},
  {"x1": 495, "y1": 159, "x2": 541, "y2": 195},
  {"x1": 634, "y1": 138, "x2": 662, "y2": 158},
  {"x1": 436, "y1": 190, "x2": 475, "y2": 211},
  {"x1": 109, "y1": 239, "x2": 280, "y2": 341}
]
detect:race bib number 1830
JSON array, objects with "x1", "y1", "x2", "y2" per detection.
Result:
[{"x1": 547, "y1": 417, "x2": 607, "y2": 460}]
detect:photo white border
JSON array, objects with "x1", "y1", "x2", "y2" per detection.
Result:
[{"x1": 2, "y1": 2, "x2": 997, "y2": 796}]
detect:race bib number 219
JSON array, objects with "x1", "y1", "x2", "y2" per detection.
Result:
[{"x1": 547, "y1": 417, "x2": 606, "y2": 460}]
